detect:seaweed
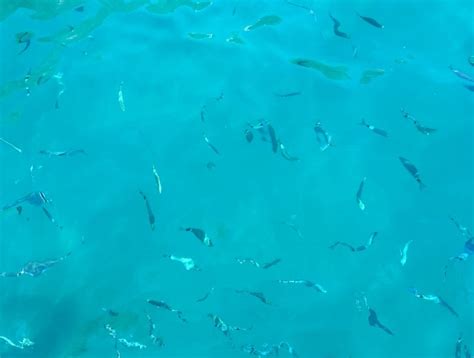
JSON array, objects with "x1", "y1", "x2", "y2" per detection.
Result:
[
  {"x1": 188, "y1": 32, "x2": 213, "y2": 39},
  {"x1": 291, "y1": 58, "x2": 350, "y2": 80},
  {"x1": 360, "y1": 69, "x2": 385, "y2": 84},
  {"x1": 147, "y1": 0, "x2": 211, "y2": 14},
  {"x1": 244, "y1": 15, "x2": 282, "y2": 31}
]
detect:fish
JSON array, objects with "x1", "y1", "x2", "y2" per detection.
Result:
[
  {"x1": 206, "y1": 161, "x2": 216, "y2": 170},
  {"x1": 102, "y1": 308, "x2": 119, "y2": 316},
  {"x1": 408, "y1": 288, "x2": 459, "y2": 317},
  {"x1": 139, "y1": 191, "x2": 155, "y2": 231},
  {"x1": 413, "y1": 122, "x2": 437, "y2": 135},
  {"x1": 279, "y1": 142, "x2": 299, "y2": 162},
  {"x1": 449, "y1": 216, "x2": 473, "y2": 239},
  {"x1": 368, "y1": 308, "x2": 394, "y2": 336},
  {"x1": 146, "y1": 314, "x2": 164, "y2": 346},
  {"x1": 3, "y1": 191, "x2": 49, "y2": 211},
  {"x1": 359, "y1": 119, "x2": 388, "y2": 137},
  {"x1": 244, "y1": 15, "x2": 282, "y2": 32},
  {"x1": 41, "y1": 207, "x2": 62, "y2": 229},
  {"x1": 267, "y1": 124, "x2": 279, "y2": 153},
  {"x1": 314, "y1": 122, "x2": 332, "y2": 151},
  {"x1": 163, "y1": 254, "x2": 199, "y2": 271},
  {"x1": 203, "y1": 135, "x2": 220, "y2": 155},
  {"x1": 74, "y1": 5, "x2": 85, "y2": 12},
  {"x1": 278, "y1": 279, "x2": 327, "y2": 293},
  {"x1": 226, "y1": 32, "x2": 244, "y2": 44},
  {"x1": 356, "y1": 177, "x2": 366, "y2": 211},
  {"x1": 1, "y1": 252, "x2": 71, "y2": 278},
  {"x1": 208, "y1": 314, "x2": 250, "y2": 338},
  {"x1": 469, "y1": 56, "x2": 474, "y2": 67},
  {"x1": 244, "y1": 128, "x2": 254, "y2": 143},
  {"x1": 357, "y1": 13, "x2": 384, "y2": 28},
  {"x1": 16, "y1": 32, "x2": 33, "y2": 54},
  {"x1": 0, "y1": 137, "x2": 23, "y2": 153},
  {"x1": 181, "y1": 227, "x2": 213, "y2": 246},
  {"x1": 399, "y1": 157, "x2": 426, "y2": 190},
  {"x1": 330, "y1": 232, "x2": 378, "y2": 252},
  {"x1": 188, "y1": 32, "x2": 213, "y2": 40},
  {"x1": 196, "y1": 287, "x2": 214, "y2": 302},
  {"x1": 235, "y1": 290, "x2": 271, "y2": 305},
  {"x1": 449, "y1": 65, "x2": 474, "y2": 82},
  {"x1": 152, "y1": 165, "x2": 162, "y2": 195},
  {"x1": 400, "y1": 109, "x2": 436, "y2": 135},
  {"x1": 328, "y1": 13, "x2": 350, "y2": 39},
  {"x1": 118, "y1": 81, "x2": 125, "y2": 112},
  {"x1": 39, "y1": 149, "x2": 86, "y2": 157},
  {"x1": 464, "y1": 84, "x2": 474, "y2": 92},
  {"x1": 274, "y1": 91, "x2": 301, "y2": 97},
  {"x1": 400, "y1": 240, "x2": 413, "y2": 266},
  {"x1": 292, "y1": 58, "x2": 350, "y2": 80},
  {"x1": 455, "y1": 335, "x2": 463, "y2": 358},
  {"x1": 236, "y1": 258, "x2": 282, "y2": 269},
  {"x1": 200, "y1": 105, "x2": 206, "y2": 122},
  {"x1": 147, "y1": 299, "x2": 187, "y2": 323}
]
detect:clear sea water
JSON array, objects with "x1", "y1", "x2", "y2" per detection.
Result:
[{"x1": 0, "y1": 1, "x2": 473, "y2": 357}]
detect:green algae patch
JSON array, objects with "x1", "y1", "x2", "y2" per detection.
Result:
[
  {"x1": 39, "y1": 0, "x2": 147, "y2": 45},
  {"x1": 226, "y1": 32, "x2": 244, "y2": 45},
  {"x1": 244, "y1": 15, "x2": 282, "y2": 32},
  {"x1": 38, "y1": 8, "x2": 111, "y2": 45},
  {"x1": 360, "y1": 68, "x2": 385, "y2": 84},
  {"x1": 188, "y1": 32, "x2": 213, "y2": 39},
  {"x1": 147, "y1": 0, "x2": 211, "y2": 14},
  {"x1": 291, "y1": 58, "x2": 350, "y2": 80},
  {"x1": 0, "y1": 0, "x2": 84, "y2": 21}
]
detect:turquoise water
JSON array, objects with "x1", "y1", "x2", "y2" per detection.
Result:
[{"x1": 1, "y1": 0, "x2": 473, "y2": 357}]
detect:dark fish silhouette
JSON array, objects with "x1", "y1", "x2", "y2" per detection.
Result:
[
  {"x1": 74, "y1": 5, "x2": 85, "y2": 12},
  {"x1": 329, "y1": 232, "x2": 378, "y2": 252},
  {"x1": 449, "y1": 65, "x2": 474, "y2": 82},
  {"x1": 236, "y1": 290, "x2": 271, "y2": 305},
  {"x1": 314, "y1": 122, "x2": 333, "y2": 151},
  {"x1": 3, "y1": 191, "x2": 48, "y2": 210},
  {"x1": 357, "y1": 13, "x2": 384, "y2": 28},
  {"x1": 399, "y1": 157, "x2": 426, "y2": 190},
  {"x1": 400, "y1": 109, "x2": 436, "y2": 136},
  {"x1": 329, "y1": 13, "x2": 350, "y2": 39},
  {"x1": 274, "y1": 91, "x2": 301, "y2": 97},
  {"x1": 2, "y1": 191, "x2": 61, "y2": 228},
  {"x1": 360, "y1": 119, "x2": 388, "y2": 137},
  {"x1": 356, "y1": 177, "x2": 366, "y2": 210},
  {"x1": 181, "y1": 227, "x2": 213, "y2": 246},
  {"x1": 464, "y1": 84, "x2": 474, "y2": 92},
  {"x1": 208, "y1": 314, "x2": 250, "y2": 338},
  {"x1": 1, "y1": 252, "x2": 71, "y2": 278},
  {"x1": 409, "y1": 288, "x2": 459, "y2": 318},
  {"x1": 204, "y1": 135, "x2": 220, "y2": 155},
  {"x1": 139, "y1": 191, "x2": 155, "y2": 231},
  {"x1": 267, "y1": 124, "x2": 279, "y2": 153},
  {"x1": 196, "y1": 288, "x2": 214, "y2": 302},
  {"x1": 368, "y1": 308, "x2": 394, "y2": 335},
  {"x1": 244, "y1": 128, "x2": 254, "y2": 143},
  {"x1": 16, "y1": 32, "x2": 33, "y2": 54},
  {"x1": 147, "y1": 299, "x2": 187, "y2": 322},
  {"x1": 39, "y1": 149, "x2": 86, "y2": 157}
]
